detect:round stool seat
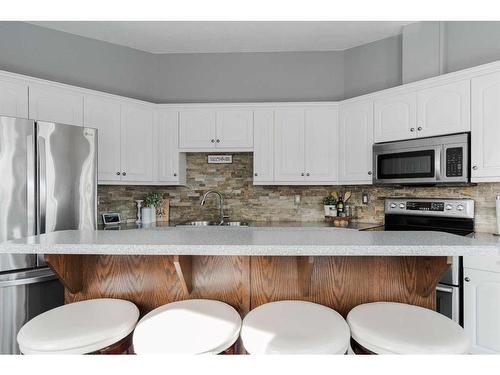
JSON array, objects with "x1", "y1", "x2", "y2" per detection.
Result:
[
  {"x1": 17, "y1": 298, "x2": 139, "y2": 354},
  {"x1": 241, "y1": 300, "x2": 350, "y2": 354},
  {"x1": 347, "y1": 302, "x2": 470, "y2": 354},
  {"x1": 132, "y1": 299, "x2": 242, "y2": 354}
]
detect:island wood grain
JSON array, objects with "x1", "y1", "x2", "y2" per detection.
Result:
[{"x1": 46, "y1": 255, "x2": 448, "y2": 319}]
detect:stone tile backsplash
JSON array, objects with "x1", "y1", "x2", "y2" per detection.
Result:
[{"x1": 97, "y1": 153, "x2": 500, "y2": 233}]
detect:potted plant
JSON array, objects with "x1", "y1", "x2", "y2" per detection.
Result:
[
  {"x1": 322, "y1": 194, "x2": 337, "y2": 217},
  {"x1": 142, "y1": 192, "x2": 160, "y2": 224}
]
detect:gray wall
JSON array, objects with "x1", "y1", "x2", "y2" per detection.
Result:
[
  {"x1": 0, "y1": 22, "x2": 156, "y2": 101},
  {"x1": 343, "y1": 35, "x2": 402, "y2": 99},
  {"x1": 153, "y1": 51, "x2": 344, "y2": 102},
  {"x1": 402, "y1": 22, "x2": 442, "y2": 83}
]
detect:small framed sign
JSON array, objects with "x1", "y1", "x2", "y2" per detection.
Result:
[
  {"x1": 208, "y1": 155, "x2": 233, "y2": 164},
  {"x1": 102, "y1": 212, "x2": 121, "y2": 225}
]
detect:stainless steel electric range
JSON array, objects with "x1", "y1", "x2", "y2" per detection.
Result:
[{"x1": 384, "y1": 197, "x2": 475, "y2": 326}]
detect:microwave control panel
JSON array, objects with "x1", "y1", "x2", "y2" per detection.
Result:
[{"x1": 446, "y1": 147, "x2": 463, "y2": 177}]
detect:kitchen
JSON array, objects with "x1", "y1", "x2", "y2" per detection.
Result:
[{"x1": 1, "y1": 16, "x2": 500, "y2": 364}]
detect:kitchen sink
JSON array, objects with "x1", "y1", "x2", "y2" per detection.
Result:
[{"x1": 177, "y1": 220, "x2": 249, "y2": 227}]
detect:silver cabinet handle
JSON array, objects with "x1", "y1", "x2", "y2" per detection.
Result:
[
  {"x1": 410, "y1": 128, "x2": 415, "y2": 132},
  {"x1": 173, "y1": 173, "x2": 177, "y2": 177},
  {"x1": 301, "y1": 172, "x2": 305, "y2": 176},
  {"x1": 417, "y1": 126, "x2": 423, "y2": 131},
  {"x1": 216, "y1": 139, "x2": 220, "y2": 143},
  {"x1": 306, "y1": 173, "x2": 310, "y2": 176},
  {"x1": 211, "y1": 139, "x2": 215, "y2": 143},
  {"x1": 368, "y1": 171, "x2": 372, "y2": 175},
  {"x1": 116, "y1": 171, "x2": 121, "y2": 175},
  {"x1": 472, "y1": 166, "x2": 478, "y2": 170},
  {"x1": 465, "y1": 277, "x2": 471, "y2": 282},
  {"x1": 122, "y1": 172, "x2": 127, "y2": 176},
  {"x1": 254, "y1": 173, "x2": 258, "y2": 177}
]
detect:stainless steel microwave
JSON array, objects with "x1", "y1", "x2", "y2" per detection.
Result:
[{"x1": 373, "y1": 133, "x2": 469, "y2": 185}]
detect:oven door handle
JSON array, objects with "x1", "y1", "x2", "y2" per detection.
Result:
[{"x1": 436, "y1": 284, "x2": 454, "y2": 293}]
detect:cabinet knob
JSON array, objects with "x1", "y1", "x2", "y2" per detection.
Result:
[
  {"x1": 211, "y1": 139, "x2": 215, "y2": 143},
  {"x1": 122, "y1": 172, "x2": 126, "y2": 176},
  {"x1": 254, "y1": 173, "x2": 258, "y2": 177},
  {"x1": 417, "y1": 126, "x2": 423, "y2": 131},
  {"x1": 306, "y1": 173, "x2": 310, "y2": 176},
  {"x1": 368, "y1": 171, "x2": 372, "y2": 175},
  {"x1": 173, "y1": 173, "x2": 177, "y2": 177},
  {"x1": 301, "y1": 172, "x2": 305, "y2": 176},
  {"x1": 216, "y1": 139, "x2": 220, "y2": 143},
  {"x1": 472, "y1": 165, "x2": 478, "y2": 170},
  {"x1": 116, "y1": 172, "x2": 121, "y2": 175},
  {"x1": 465, "y1": 277, "x2": 471, "y2": 282},
  {"x1": 410, "y1": 127, "x2": 415, "y2": 132}
]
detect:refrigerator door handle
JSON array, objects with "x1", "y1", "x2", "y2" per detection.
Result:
[
  {"x1": 26, "y1": 134, "x2": 36, "y2": 237},
  {"x1": 37, "y1": 136, "x2": 47, "y2": 235}
]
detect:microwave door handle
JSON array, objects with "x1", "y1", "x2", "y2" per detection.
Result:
[{"x1": 434, "y1": 147, "x2": 442, "y2": 181}]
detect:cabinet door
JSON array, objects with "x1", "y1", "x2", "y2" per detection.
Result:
[
  {"x1": 339, "y1": 101, "x2": 374, "y2": 184},
  {"x1": 416, "y1": 80, "x2": 470, "y2": 138},
  {"x1": 374, "y1": 92, "x2": 417, "y2": 142},
  {"x1": 29, "y1": 84, "x2": 83, "y2": 126},
  {"x1": 120, "y1": 103, "x2": 154, "y2": 182},
  {"x1": 274, "y1": 109, "x2": 305, "y2": 182},
  {"x1": 464, "y1": 268, "x2": 500, "y2": 354},
  {"x1": 304, "y1": 107, "x2": 338, "y2": 182},
  {"x1": 179, "y1": 109, "x2": 216, "y2": 149},
  {"x1": 216, "y1": 109, "x2": 253, "y2": 148},
  {"x1": 157, "y1": 109, "x2": 184, "y2": 183},
  {"x1": 471, "y1": 72, "x2": 500, "y2": 182},
  {"x1": 84, "y1": 95, "x2": 122, "y2": 181},
  {"x1": 253, "y1": 109, "x2": 274, "y2": 183},
  {"x1": 0, "y1": 79, "x2": 28, "y2": 118}
]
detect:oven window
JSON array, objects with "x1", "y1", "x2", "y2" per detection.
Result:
[{"x1": 377, "y1": 150, "x2": 435, "y2": 179}]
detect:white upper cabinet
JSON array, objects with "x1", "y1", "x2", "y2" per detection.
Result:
[
  {"x1": 464, "y1": 267, "x2": 500, "y2": 354},
  {"x1": 374, "y1": 92, "x2": 417, "y2": 142},
  {"x1": 304, "y1": 107, "x2": 338, "y2": 182},
  {"x1": 216, "y1": 109, "x2": 253, "y2": 149},
  {"x1": 253, "y1": 109, "x2": 274, "y2": 183},
  {"x1": 471, "y1": 71, "x2": 500, "y2": 182},
  {"x1": 120, "y1": 102, "x2": 154, "y2": 182},
  {"x1": 339, "y1": 100, "x2": 374, "y2": 184},
  {"x1": 29, "y1": 83, "x2": 84, "y2": 126},
  {"x1": 179, "y1": 109, "x2": 216, "y2": 149},
  {"x1": 179, "y1": 108, "x2": 253, "y2": 150},
  {"x1": 0, "y1": 79, "x2": 28, "y2": 118},
  {"x1": 157, "y1": 109, "x2": 185, "y2": 184},
  {"x1": 84, "y1": 95, "x2": 122, "y2": 182},
  {"x1": 416, "y1": 79, "x2": 471, "y2": 138},
  {"x1": 274, "y1": 109, "x2": 305, "y2": 182}
]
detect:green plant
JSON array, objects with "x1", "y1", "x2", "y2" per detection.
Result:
[
  {"x1": 322, "y1": 195, "x2": 337, "y2": 206},
  {"x1": 144, "y1": 192, "x2": 160, "y2": 207}
]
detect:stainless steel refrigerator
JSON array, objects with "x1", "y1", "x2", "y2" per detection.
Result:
[{"x1": 0, "y1": 115, "x2": 97, "y2": 354}]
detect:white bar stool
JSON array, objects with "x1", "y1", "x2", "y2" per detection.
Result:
[
  {"x1": 347, "y1": 302, "x2": 471, "y2": 354},
  {"x1": 241, "y1": 300, "x2": 350, "y2": 354},
  {"x1": 132, "y1": 299, "x2": 242, "y2": 354},
  {"x1": 17, "y1": 298, "x2": 139, "y2": 354}
]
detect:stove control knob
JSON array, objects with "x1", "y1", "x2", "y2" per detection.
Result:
[
  {"x1": 399, "y1": 203, "x2": 406, "y2": 209},
  {"x1": 390, "y1": 203, "x2": 397, "y2": 209},
  {"x1": 445, "y1": 204, "x2": 453, "y2": 210},
  {"x1": 457, "y1": 204, "x2": 464, "y2": 211}
]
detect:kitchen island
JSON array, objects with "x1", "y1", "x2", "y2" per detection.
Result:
[{"x1": 1, "y1": 225, "x2": 499, "y2": 320}]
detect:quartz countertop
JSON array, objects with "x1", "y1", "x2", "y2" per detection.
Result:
[{"x1": 1, "y1": 224, "x2": 499, "y2": 256}]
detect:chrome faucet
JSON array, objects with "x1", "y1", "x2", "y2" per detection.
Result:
[{"x1": 200, "y1": 190, "x2": 225, "y2": 225}]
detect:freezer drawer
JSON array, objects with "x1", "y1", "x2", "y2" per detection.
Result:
[{"x1": 0, "y1": 268, "x2": 64, "y2": 354}]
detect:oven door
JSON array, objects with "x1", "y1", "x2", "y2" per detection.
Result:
[
  {"x1": 373, "y1": 145, "x2": 441, "y2": 185},
  {"x1": 436, "y1": 283, "x2": 460, "y2": 324}
]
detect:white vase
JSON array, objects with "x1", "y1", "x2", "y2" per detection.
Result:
[
  {"x1": 150, "y1": 206, "x2": 156, "y2": 224},
  {"x1": 141, "y1": 207, "x2": 152, "y2": 224},
  {"x1": 324, "y1": 205, "x2": 337, "y2": 217}
]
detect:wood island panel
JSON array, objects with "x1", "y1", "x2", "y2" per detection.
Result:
[{"x1": 46, "y1": 255, "x2": 448, "y2": 319}]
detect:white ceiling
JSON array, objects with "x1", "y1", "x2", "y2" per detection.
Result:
[{"x1": 27, "y1": 21, "x2": 413, "y2": 54}]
